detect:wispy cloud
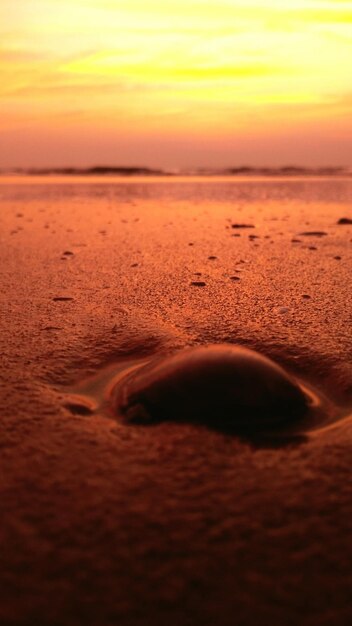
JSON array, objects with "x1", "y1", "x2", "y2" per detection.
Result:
[{"x1": 1, "y1": 0, "x2": 352, "y2": 164}]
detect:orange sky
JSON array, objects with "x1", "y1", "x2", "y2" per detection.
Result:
[{"x1": 1, "y1": 0, "x2": 352, "y2": 168}]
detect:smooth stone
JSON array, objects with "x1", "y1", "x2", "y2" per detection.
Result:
[{"x1": 114, "y1": 344, "x2": 308, "y2": 430}]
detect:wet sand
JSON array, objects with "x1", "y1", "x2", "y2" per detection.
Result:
[{"x1": 1, "y1": 176, "x2": 352, "y2": 626}]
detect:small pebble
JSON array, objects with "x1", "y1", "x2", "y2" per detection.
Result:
[
  {"x1": 64, "y1": 402, "x2": 93, "y2": 416},
  {"x1": 337, "y1": 217, "x2": 352, "y2": 225},
  {"x1": 299, "y1": 231, "x2": 327, "y2": 237},
  {"x1": 52, "y1": 297, "x2": 74, "y2": 302}
]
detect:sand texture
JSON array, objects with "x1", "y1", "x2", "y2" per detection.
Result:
[{"x1": 0, "y1": 177, "x2": 352, "y2": 626}]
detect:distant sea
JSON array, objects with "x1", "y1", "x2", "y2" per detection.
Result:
[{"x1": 0, "y1": 166, "x2": 351, "y2": 177}]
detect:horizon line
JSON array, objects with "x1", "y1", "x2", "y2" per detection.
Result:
[{"x1": 1, "y1": 164, "x2": 351, "y2": 177}]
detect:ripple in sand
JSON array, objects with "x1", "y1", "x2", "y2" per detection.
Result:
[
  {"x1": 112, "y1": 345, "x2": 310, "y2": 432},
  {"x1": 60, "y1": 341, "x2": 347, "y2": 441}
]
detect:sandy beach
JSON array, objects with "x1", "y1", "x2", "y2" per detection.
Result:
[{"x1": 1, "y1": 175, "x2": 352, "y2": 626}]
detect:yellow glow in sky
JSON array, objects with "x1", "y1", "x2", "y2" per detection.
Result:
[{"x1": 1, "y1": 0, "x2": 352, "y2": 167}]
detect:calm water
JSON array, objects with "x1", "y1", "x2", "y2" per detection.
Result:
[{"x1": 1, "y1": 174, "x2": 352, "y2": 202}]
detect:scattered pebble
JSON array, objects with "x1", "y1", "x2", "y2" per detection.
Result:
[
  {"x1": 208, "y1": 255, "x2": 217, "y2": 260},
  {"x1": 334, "y1": 256, "x2": 342, "y2": 260},
  {"x1": 230, "y1": 276, "x2": 240, "y2": 281},
  {"x1": 337, "y1": 217, "x2": 352, "y2": 225},
  {"x1": 308, "y1": 246, "x2": 317, "y2": 251},
  {"x1": 191, "y1": 281, "x2": 206, "y2": 287},
  {"x1": 64, "y1": 402, "x2": 93, "y2": 416},
  {"x1": 52, "y1": 297, "x2": 74, "y2": 302},
  {"x1": 302, "y1": 294, "x2": 311, "y2": 300},
  {"x1": 231, "y1": 223, "x2": 255, "y2": 229},
  {"x1": 42, "y1": 326, "x2": 62, "y2": 331},
  {"x1": 298, "y1": 231, "x2": 327, "y2": 237}
]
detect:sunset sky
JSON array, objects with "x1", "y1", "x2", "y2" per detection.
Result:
[{"x1": 1, "y1": 0, "x2": 352, "y2": 168}]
